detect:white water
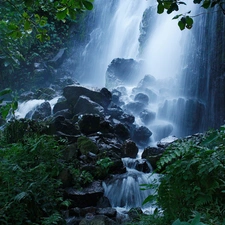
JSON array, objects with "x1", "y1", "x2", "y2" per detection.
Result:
[
  {"x1": 15, "y1": 97, "x2": 59, "y2": 119},
  {"x1": 83, "y1": 0, "x2": 199, "y2": 213}
]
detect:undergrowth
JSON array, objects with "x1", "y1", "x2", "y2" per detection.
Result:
[
  {"x1": 142, "y1": 125, "x2": 225, "y2": 225},
  {"x1": 0, "y1": 134, "x2": 65, "y2": 224}
]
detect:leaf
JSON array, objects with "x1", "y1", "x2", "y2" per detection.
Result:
[
  {"x1": 191, "y1": 213, "x2": 201, "y2": 225},
  {"x1": 14, "y1": 192, "x2": 27, "y2": 202},
  {"x1": 24, "y1": 20, "x2": 31, "y2": 31},
  {"x1": 0, "y1": 88, "x2": 12, "y2": 97},
  {"x1": 142, "y1": 194, "x2": 156, "y2": 205},
  {"x1": 68, "y1": 8, "x2": 76, "y2": 20},
  {"x1": 56, "y1": 9, "x2": 67, "y2": 20},
  {"x1": 164, "y1": 1, "x2": 172, "y2": 9},
  {"x1": 178, "y1": 20, "x2": 186, "y2": 30},
  {"x1": 83, "y1": 1, "x2": 93, "y2": 10},
  {"x1": 194, "y1": 0, "x2": 203, "y2": 3},
  {"x1": 40, "y1": 17, "x2": 47, "y2": 26},
  {"x1": 167, "y1": 3, "x2": 179, "y2": 14},
  {"x1": 172, "y1": 219, "x2": 182, "y2": 225},
  {"x1": 11, "y1": 100, "x2": 18, "y2": 112},
  {"x1": 157, "y1": 3, "x2": 164, "y2": 14},
  {"x1": 202, "y1": 0, "x2": 211, "y2": 8},
  {"x1": 185, "y1": 16, "x2": 193, "y2": 29},
  {"x1": 0, "y1": 104, "x2": 11, "y2": 119},
  {"x1": 24, "y1": 0, "x2": 33, "y2": 7},
  {"x1": 173, "y1": 14, "x2": 183, "y2": 20}
]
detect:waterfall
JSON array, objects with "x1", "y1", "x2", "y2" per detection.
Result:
[
  {"x1": 103, "y1": 157, "x2": 158, "y2": 214},
  {"x1": 74, "y1": 0, "x2": 203, "y2": 140},
  {"x1": 68, "y1": 0, "x2": 225, "y2": 212},
  {"x1": 75, "y1": 0, "x2": 149, "y2": 86}
]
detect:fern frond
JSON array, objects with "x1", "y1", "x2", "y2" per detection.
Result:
[{"x1": 14, "y1": 191, "x2": 28, "y2": 202}]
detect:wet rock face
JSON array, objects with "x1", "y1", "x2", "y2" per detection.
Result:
[
  {"x1": 123, "y1": 101, "x2": 145, "y2": 116},
  {"x1": 63, "y1": 85, "x2": 111, "y2": 109},
  {"x1": 121, "y1": 139, "x2": 138, "y2": 158},
  {"x1": 74, "y1": 96, "x2": 104, "y2": 116},
  {"x1": 132, "y1": 126, "x2": 152, "y2": 147},
  {"x1": 105, "y1": 58, "x2": 144, "y2": 89},
  {"x1": 78, "y1": 114, "x2": 101, "y2": 135},
  {"x1": 139, "y1": 109, "x2": 156, "y2": 125},
  {"x1": 134, "y1": 93, "x2": 149, "y2": 105},
  {"x1": 79, "y1": 215, "x2": 117, "y2": 225},
  {"x1": 137, "y1": 74, "x2": 156, "y2": 88},
  {"x1": 142, "y1": 146, "x2": 164, "y2": 170},
  {"x1": 64, "y1": 181, "x2": 104, "y2": 208},
  {"x1": 30, "y1": 101, "x2": 51, "y2": 120}
]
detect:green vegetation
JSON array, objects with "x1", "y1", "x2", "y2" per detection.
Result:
[
  {"x1": 157, "y1": 0, "x2": 225, "y2": 30},
  {"x1": 0, "y1": 134, "x2": 65, "y2": 224},
  {"x1": 0, "y1": 0, "x2": 93, "y2": 90},
  {"x1": 139, "y1": 125, "x2": 225, "y2": 225},
  {"x1": 0, "y1": 119, "x2": 99, "y2": 224},
  {"x1": 95, "y1": 157, "x2": 114, "y2": 179},
  {"x1": 0, "y1": 88, "x2": 18, "y2": 120}
]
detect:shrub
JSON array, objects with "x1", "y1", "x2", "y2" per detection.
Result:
[
  {"x1": 155, "y1": 126, "x2": 225, "y2": 224},
  {"x1": 0, "y1": 134, "x2": 65, "y2": 224}
]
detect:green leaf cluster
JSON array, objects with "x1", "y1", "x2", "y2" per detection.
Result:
[
  {"x1": 0, "y1": 88, "x2": 18, "y2": 120},
  {"x1": 95, "y1": 157, "x2": 114, "y2": 179},
  {"x1": 157, "y1": 0, "x2": 223, "y2": 30},
  {"x1": 0, "y1": 134, "x2": 65, "y2": 224},
  {"x1": 0, "y1": 0, "x2": 94, "y2": 90},
  {"x1": 154, "y1": 126, "x2": 225, "y2": 224}
]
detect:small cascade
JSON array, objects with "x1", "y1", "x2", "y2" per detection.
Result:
[
  {"x1": 15, "y1": 99, "x2": 45, "y2": 119},
  {"x1": 15, "y1": 97, "x2": 59, "y2": 119},
  {"x1": 103, "y1": 156, "x2": 158, "y2": 214}
]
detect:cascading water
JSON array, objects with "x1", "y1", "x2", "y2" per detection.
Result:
[
  {"x1": 76, "y1": 0, "x2": 201, "y2": 140},
  {"x1": 75, "y1": 0, "x2": 149, "y2": 87},
  {"x1": 71, "y1": 0, "x2": 202, "y2": 214}
]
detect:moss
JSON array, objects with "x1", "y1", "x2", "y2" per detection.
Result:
[{"x1": 77, "y1": 136, "x2": 98, "y2": 155}]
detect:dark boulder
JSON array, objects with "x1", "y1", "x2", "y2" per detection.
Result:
[
  {"x1": 79, "y1": 215, "x2": 117, "y2": 225},
  {"x1": 19, "y1": 91, "x2": 35, "y2": 101},
  {"x1": 53, "y1": 99, "x2": 69, "y2": 114},
  {"x1": 121, "y1": 139, "x2": 138, "y2": 158},
  {"x1": 63, "y1": 85, "x2": 111, "y2": 109},
  {"x1": 111, "y1": 89, "x2": 122, "y2": 105},
  {"x1": 30, "y1": 101, "x2": 51, "y2": 120},
  {"x1": 74, "y1": 96, "x2": 104, "y2": 116},
  {"x1": 34, "y1": 87, "x2": 56, "y2": 100},
  {"x1": 123, "y1": 102, "x2": 145, "y2": 116},
  {"x1": 119, "y1": 113, "x2": 135, "y2": 125},
  {"x1": 64, "y1": 181, "x2": 104, "y2": 208},
  {"x1": 132, "y1": 126, "x2": 152, "y2": 147},
  {"x1": 78, "y1": 114, "x2": 101, "y2": 135},
  {"x1": 139, "y1": 109, "x2": 156, "y2": 125},
  {"x1": 137, "y1": 74, "x2": 156, "y2": 88},
  {"x1": 114, "y1": 123, "x2": 130, "y2": 141},
  {"x1": 105, "y1": 58, "x2": 144, "y2": 89},
  {"x1": 132, "y1": 87, "x2": 157, "y2": 103},
  {"x1": 134, "y1": 93, "x2": 149, "y2": 105},
  {"x1": 142, "y1": 146, "x2": 164, "y2": 170},
  {"x1": 48, "y1": 115, "x2": 80, "y2": 135}
]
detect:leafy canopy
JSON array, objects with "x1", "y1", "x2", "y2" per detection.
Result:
[
  {"x1": 0, "y1": 0, "x2": 94, "y2": 79},
  {"x1": 156, "y1": 0, "x2": 225, "y2": 30}
]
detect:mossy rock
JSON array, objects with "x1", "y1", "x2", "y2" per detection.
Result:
[{"x1": 77, "y1": 136, "x2": 98, "y2": 155}]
